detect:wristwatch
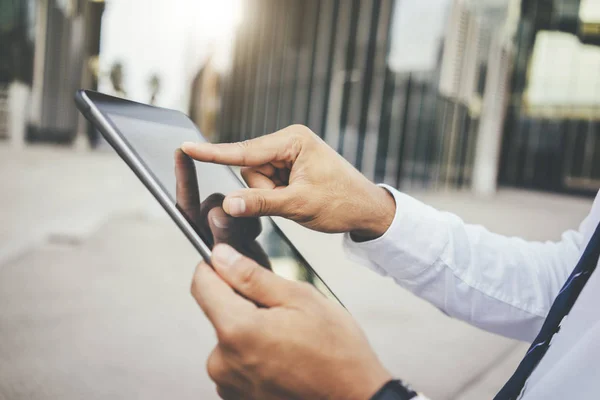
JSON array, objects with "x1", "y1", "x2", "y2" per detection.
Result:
[{"x1": 370, "y1": 379, "x2": 419, "y2": 400}]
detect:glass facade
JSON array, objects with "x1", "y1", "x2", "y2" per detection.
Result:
[
  {"x1": 499, "y1": 0, "x2": 600, "y2": 194},
  {"x1": 218, "y1": 0, "x2": 491, "y2": 190},
  {"x1": 217, "y1": 0, "x2": 599, "y2": 194}
]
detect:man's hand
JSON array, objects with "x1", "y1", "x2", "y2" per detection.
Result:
[
  {"x1": 182, "y1": 125, "x2": 395, "y2": 240},
  {"x1": 191, "y1": 244, "x2": 392, "y2": 400}
]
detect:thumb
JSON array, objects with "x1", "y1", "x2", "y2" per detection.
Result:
[
  {"x1": 211, "y1": 244, "x2": 299, "y2": 307},
  {"x1": 223, "y1": 188, "x2": 295, "y2": 218}
]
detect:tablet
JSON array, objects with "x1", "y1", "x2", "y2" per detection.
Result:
[{"x1": 74, "y1": 90, "x2": 340, "y2": 304}]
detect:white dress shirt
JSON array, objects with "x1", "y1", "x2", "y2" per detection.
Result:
[{"x1": 344, "y1": 185, "x2": 600, "y2": 399}]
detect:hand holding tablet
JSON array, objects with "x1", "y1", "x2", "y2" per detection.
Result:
[{"x1": 74, "y1": 90, "x2": 396, "y2": 400}]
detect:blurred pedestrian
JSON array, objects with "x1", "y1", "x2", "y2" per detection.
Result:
[
  {"x1": 148, "y1": 74, "x2": 161, "y2": 105},
  {"x1": 109, "y1": 62, "x2": 127, "y2": 98}
]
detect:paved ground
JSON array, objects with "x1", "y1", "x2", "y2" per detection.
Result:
[{"x1": 0, "y1": 144, "x2": 594, "y2": 400}]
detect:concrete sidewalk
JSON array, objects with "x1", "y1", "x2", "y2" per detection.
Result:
[{"x1": 0, "y1": 144, "x2": 594, "y2": 400}]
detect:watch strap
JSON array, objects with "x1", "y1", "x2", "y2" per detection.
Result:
[{"x1": 370, "y1": 379, "x2": 419, "y2": 400}]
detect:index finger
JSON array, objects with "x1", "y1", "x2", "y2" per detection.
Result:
[
  {"x1": 191, "y1": 262, "x2": 256, "y2": 328},
  {"x1": 181, "y1": 129, "x2": 294, "y2": 167}
]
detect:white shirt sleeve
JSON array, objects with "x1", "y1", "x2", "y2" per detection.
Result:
[{"x1": 343, "y1": 185, "x2": 587, "y2": 342}]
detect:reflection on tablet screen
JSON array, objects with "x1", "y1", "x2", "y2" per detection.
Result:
[{"x1": 105, "y1": 113, "x2": 337, "y2": 302}]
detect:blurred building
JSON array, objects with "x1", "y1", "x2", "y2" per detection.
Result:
[
  {"x1": 218, "y1": 0, "x2": 511, "y2": 192},
  {"x1": 217, "y1": 0, "x2": 599, "y2": 195},
  {"x1": 2, "y1": 0, "x2": 599, "y2": 196},
  {"x1": 500, "y1": 0, "x2": 600, "y2": 193},
  {"x1": 0, "y1": 0, "x2": 34, "y2": 140},
  {"x1": 0, "y1": 0, "x2": 103, "y2": 145}
]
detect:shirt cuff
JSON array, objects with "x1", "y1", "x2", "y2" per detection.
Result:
[{"x1": 343, "y1": 184, "x2": 449, "y2": 281}]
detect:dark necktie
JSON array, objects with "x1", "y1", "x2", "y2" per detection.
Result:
[{"x1": 494, "y1": 221, "x2": 600, "y2": 400}]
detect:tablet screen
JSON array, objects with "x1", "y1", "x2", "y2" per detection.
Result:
[{"x1": 101, "y1": 109, "x2": 338, "y2": 303}]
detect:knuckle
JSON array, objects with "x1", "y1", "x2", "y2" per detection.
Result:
[
  {"x1": 277, "y1": 125, "x2": 313, "y2": 162},
  {"x1": 218, "y1": 320, "x2": 249, "y2": 346},
  {"x1": 290, "y1": 135, "x2": 305, "y2": 154},
  {"x1": 238, "y1": 262, "x2": 259, "y2": 288},
  {"x1": 236, "y1": 140, "x2": 251, "y2": 149},
  {"x1": 288, "y1": 124, "x2": 312, "y2": 137},
  {"x1": 253, "y1": 194, "x2": 269, "y2": 215},
  {"x1": 280, "y1": 136, "x2": 303, "y2": 164},
  {"x1": 206, "y1": 351, "x2": 225, "y2": 383},
  {"x1": 236, "y1": 140, "x2": 251, "y2": 164},
  {"x1": 217, "y1": 327, "x2": 236, "y2": 346},
  {"x1": 291, "y1": 125, "x2": 319, "y2": 147}
]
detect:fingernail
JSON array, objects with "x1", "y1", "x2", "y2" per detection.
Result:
[
  {"x1": 213, "y1": 244, "x2": 241, "y2": 267},
  {"x1": 210, "y1": 214, "x2": 230, "y2": 229},
  {"x1": 225, "y1": 197, "x2": 246, "y2": 216},
  {"x1": 181, "y1": 142, "x2": 196, "y2": 151}
]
